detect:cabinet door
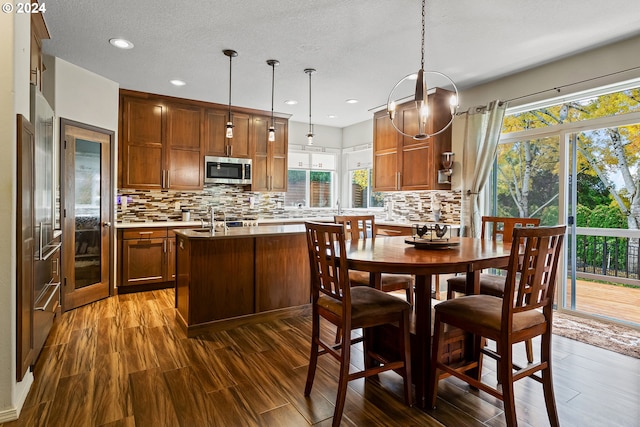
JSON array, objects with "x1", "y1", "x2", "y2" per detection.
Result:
[
  {"x1": 120, "y1": 97, "x2": 164, "y2": 189},
  {"x1": 270, "y1": 118, "x2": 288, "y2": 192},
  {"x1": 166, "y1": 104, "x2": 202, "y2": 190},
  {"x1": 229, "y1": 112, "x2": 251, "y2": 158},
  {"x1": 401, "y1": 143, "x2": 432, "y2": 191},
  {"x1": 251, "y1": 116, "x2": 270, "y2": 191},
  {"x1": 203, "y1": 108, "x2": 228, "y2": 157},
  {"x1": 251, "y1": 116, "x2": 288, "y2": 192},
  {"x1": 373, "y1": 111, "x2": 399, "y2": 191},
  {"x1": 121, "y1": 238, "x2": 167, "y2": 286}
]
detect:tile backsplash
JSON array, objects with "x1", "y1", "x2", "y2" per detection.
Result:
[{"x1": 117, "y1": 185, "x2": 461, "y2": 224}]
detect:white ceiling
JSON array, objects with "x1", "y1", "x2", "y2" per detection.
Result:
[{"x1": 41, "y1": 0, "x2": 640, "y2": 128}]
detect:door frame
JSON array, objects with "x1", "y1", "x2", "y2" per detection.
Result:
[{"x1": 60, "y1": 118, "x2": 115, "y2": 311}]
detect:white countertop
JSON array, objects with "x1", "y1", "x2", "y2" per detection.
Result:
[
  {"x1": 116, "y1": 218, "x2": 459, "y2": 229},
  {"x1": 116, "y1": 221, "x2": 203, "y2": 229}
]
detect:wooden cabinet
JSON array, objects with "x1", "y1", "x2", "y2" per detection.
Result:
[
  {"x1": 119, "y1": 96, "x2": 165, "y2": 189},
  {"x1": 118, "y1": 228, "x2": 177, "y2": 288},
  {"x1": 252, "y1": 116, "x2": 288, "y2": 192},
  {"x1": 119, "y1": 93, "x2": 203, "y2": 190},
  {"x1": 203, "y1": 109, "x2": 252, "y2": 158},
  {"x1": 30, "y1": 10, "x2": 50, "y2": 90},
  {"x1": 373, "y1": 88, "x2": 453, "y2": 191}
]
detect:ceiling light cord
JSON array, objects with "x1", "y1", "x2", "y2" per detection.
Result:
[
  {"x1": 223, "y1": 49, "x2": 238, "y2": 139},
  {"x1": 267, "y1": 59, "x2": 279, "y2": 142},
  {"x1": 305, "y1": 68, "x2": 316, "y2": 145}
]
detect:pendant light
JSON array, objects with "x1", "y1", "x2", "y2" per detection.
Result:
[
  {"x1": 223, "y1": 49, "x2": 238, "y2": 139},
  {"x1": 305, "y1": 68, "x2": 316, "y2": 145},
  {"x1": 266, "y1": 59, "x2": 279, "y2": 142},
  {"x1": 386, "y1": 0, "x2": 459, "y2": 140}
]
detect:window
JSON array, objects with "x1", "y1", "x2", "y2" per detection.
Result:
[
  {"x1": 350, "y1": 168, "x2": 383, "y2": 208},
  {"x1": 345, "y1": 148, "x2": 383, "y2": 208},
  {"x1": 285, "y1": 151, "x2": 336, "y2": 208}
]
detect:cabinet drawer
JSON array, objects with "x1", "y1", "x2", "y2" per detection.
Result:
[{"x1": 121, "y1": 228, "x2": 167, "y2": 240}]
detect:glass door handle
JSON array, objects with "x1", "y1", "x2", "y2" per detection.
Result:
[{"x1": 103, "y1": 221, "x2": 111, "y2": 227}]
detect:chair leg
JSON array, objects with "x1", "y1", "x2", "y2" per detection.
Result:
[
  {"x1": 333, "y1": 331, "x2": 352, "y2": 427},
  {"x1": 525, "y1": 338, "x2": 534, "y2": 363},
  {"x1": 433, "y1": 274, "x2": 440, "y2": 300},
  {"x1": 428, "y1": 313, "x2": 444, "y2": 409},
  {"x1": 305, "y1": 313, "x2": 320, "y2": 396},
  {"x1": 400, "y1": 310, "x2": 413, "y2": 407},
  {"x1": 499, "y1": 343, "x2": 518, "y2": 427},
  {"x1": 541, "y1": 331, "x2": 560, "y2": 427},
  {"x1": 405, "y1": 281, "x2": 415, "y2": 307}
]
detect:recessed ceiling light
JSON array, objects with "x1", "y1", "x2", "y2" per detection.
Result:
[
  {"x1": 109, "y1": 38, "x2": 134, "y2": 49},
  {"x1": 328, "y1": 114, "x2": 337, "y2": 119},
  {"x1": 284, "y1": 100, "x2": 298, "y2": 105},
  {"x1": 170, "y1": 79, "x2": 186, "y2": 86},
  {"x1": 345, "y1": 99, "x2": 359, "y2": 104}
]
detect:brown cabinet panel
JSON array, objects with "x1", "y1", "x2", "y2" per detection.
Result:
[
  {"x1": 204, "y1": 108, "x2": 228, "y2": 156},
  {"x1": 401, "y1": 144, "x2": 432, "y2": 191},
  {"x1": 374, "y1": 112, "x2": 397, "y2": 152},
  {"x1": 251, "y1": 116, "x2": 287, "y2": 192},
  {"x1": 167, "y1": 149, "x2": 202, "y2": 190},
  {"x1": 121, "y1": 238, "x2": 166, "y2": 285},
  {"x1": 167, "y1": 104, "x2": 201, "y2": 151},
  {"x1": 167, "y1": 234, "x2": 176, "y2": 281},
  {"x1": 373, "y1": 151, "x2": 398, "y2": 191},
  {"x1": 125, "y1": 144, "x2": 163, "y2": 189},
  {"x1": 230, "y1": 112, "x2": 251, "y2": 158},
  {"x1": 120, "y1": 97, "x2": 165, "y2": 189},
  {"x1": 255, "y1": 235, "x2": 309, "y2": 312},
  {"x1": 186, "y1": 238, "x2": 255, "y2": 324}
]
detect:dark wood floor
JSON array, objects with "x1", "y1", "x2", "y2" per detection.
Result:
[{"x1": 4, "y1": 289, "x2": 639, "y2": 427}]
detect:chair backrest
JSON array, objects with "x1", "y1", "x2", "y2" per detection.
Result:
[
  {"x1": 481, "y1": 216, "x2": 541, "y2": 243},
  {"x1": 334, "y1": 215, "x2": 375, "y2": 241},
  {"x1": 305, "y1": 221, "x2": 351, "y2": 306},
  {"x1": 502, "y1": 225, "x2": 565, "y2": 326}
]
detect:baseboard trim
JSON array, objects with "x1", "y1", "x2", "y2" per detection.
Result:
[{"x1": 0, "y1": 372, "x2": 33, "y2": 422}]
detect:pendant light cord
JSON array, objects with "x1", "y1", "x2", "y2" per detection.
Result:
[
  {"x1": 421, "y1": 0, "x2": 425, "y2": 70},
  {"x1": 271, "y1": 62, "x2": 275, "y2": 126},
  {"x1": 228, "y1": 54, "x2": 233, "y2": 120},
  {"x1": 308, "y1": 70, "x2": 312, "y2": 134}
]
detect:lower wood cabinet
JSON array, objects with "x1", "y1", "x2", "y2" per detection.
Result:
[{"x1": 118, "y1": 227, "x2": 179, "y2": 288}]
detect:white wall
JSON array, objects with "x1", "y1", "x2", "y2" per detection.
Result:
[
  {"x1": 289, "y1": 120, "x2": 342, "y2": 149},
  {"x1": 0, "y1": 10, "x2": 34, "y2": 422},
  {"x1": 342, "y1": 119, "x2": 373, "y2": 149}
]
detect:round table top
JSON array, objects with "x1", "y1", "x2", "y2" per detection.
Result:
[{"x1": 345, "y1": 236, "x2": 511, "y2": 275}]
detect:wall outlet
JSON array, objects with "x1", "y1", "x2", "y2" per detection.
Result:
[
  {"x1": 249, "y1": 197, "x2": 255, "y2": 209},
  {"x1": 277, "y1": 201, "x2": 282, "y2": 209},
  {"x1": 174, "y1": 201, "x2": 181, "y2": 211},
  {"x1": 418, "y1": 201, "x2": 423, "y2": 211}
]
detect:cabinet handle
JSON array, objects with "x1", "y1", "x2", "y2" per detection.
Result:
[
  {"x1": 52, "y1": 257, "x2": 59, "y2": 276},
  {"x1": 163, "y1": 239, "x2": 167, "y2": 253},
  {"x1": 166, "y1": 171, "x2": 170, "y2": 188},
  {"x1": 138, "y1": 231, "x2": 153, "y2": 236},
  {"x1": 162, "y1": 170, "x2": 166, "y2": 188},
  {"x1": 397, "y1": 172, "x2": 401, "y2": 190}
]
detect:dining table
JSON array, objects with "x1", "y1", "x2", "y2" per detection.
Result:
[{"x1": 344, "y1": 235, "x2": 511, "y2": 407}]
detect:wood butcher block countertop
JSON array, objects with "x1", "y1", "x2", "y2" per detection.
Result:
[{"x1": 174, "y1": 224, "x2": 305, "y2": 239}]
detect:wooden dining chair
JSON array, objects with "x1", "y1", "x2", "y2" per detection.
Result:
[
  {"x1": 304, "y1": 222, "x2": 412, "y2": 427},
  {"x1": 334, "y1": 215, "x2": 414, "y2": 307},
  {"x1": 430, "y1": 225, "x2": 565, "y2": 427},
  {"x1": 446, "y1": 216, "x2": 541, "y2": 362}
]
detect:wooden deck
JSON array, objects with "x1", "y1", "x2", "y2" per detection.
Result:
[{"x1": 563, "y1": 277, "x2": 640, "y2": 326}]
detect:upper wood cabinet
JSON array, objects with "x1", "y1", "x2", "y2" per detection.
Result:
[
  {"x1": 252, "y1": 116, "x2": 288, "y2": 192},
  {"x1": 203, "y1": 109, "x2": 251, "y2": 158},
  {"x1": 119, "y1": 93, "x2": 203, "y2": 190},
  {"x1": 30, "y1": 10, "x2": 50, "y2": 90},
  {"x1": 119, "y1": 89, "x2": 290, "y2": 190},
  {"x1": 373, "y1": 88, "x2": 453, "y2": 192}
]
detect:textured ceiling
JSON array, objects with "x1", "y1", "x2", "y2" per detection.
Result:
[{"x1": 42, "y1": 0, "x2": 640, "y2": 128}]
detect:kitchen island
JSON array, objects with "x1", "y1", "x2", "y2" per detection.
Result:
[{"x1": 174, "y1": 224, "x2": 310, "y2": 336}]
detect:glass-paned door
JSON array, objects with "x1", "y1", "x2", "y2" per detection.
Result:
[
  {"x1": 567, "y1": 124, "x2": 640, "y2": 326},
  {"x1": 62, "y1": 120, "x2": 113, "y2": 310}
]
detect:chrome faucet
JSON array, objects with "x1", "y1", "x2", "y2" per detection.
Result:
[
  {"x1": 208, "y1": 206, "x2": 215, "y2": 233},
  {"x1": 336, "y1": 199, "x2": 342, "y2": 215}
]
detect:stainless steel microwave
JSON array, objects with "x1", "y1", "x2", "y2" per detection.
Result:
[{"x1": 204, "y1": 156, "x2": 252, "y2": 185}]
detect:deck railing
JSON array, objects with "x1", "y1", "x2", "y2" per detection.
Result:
[{"x1": 571, "y1": 227, "x2": 640, "y2": 287}]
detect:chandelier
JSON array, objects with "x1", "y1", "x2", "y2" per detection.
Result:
[{"x1": 387, "y1": 0, "x2": 459, "y2": 140}]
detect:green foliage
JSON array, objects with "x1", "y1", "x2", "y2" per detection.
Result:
[
  {"x1": 288, "y1": 170, "x2": 306, "y2": 184},
  {"x1": 310, "y1": 171, "x2": 331, "y2": 183},
  {"x1": 576, "y1": 172, "x2": 611, "y2": 207}
]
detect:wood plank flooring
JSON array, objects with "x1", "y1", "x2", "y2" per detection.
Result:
[{"x1": 3, "y1": 289, "x2": 639, "y2": 427}]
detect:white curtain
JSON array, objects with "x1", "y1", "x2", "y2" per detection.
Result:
[{"x1": 460, "y1": 100, "x2": 508, "y2": 237}]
